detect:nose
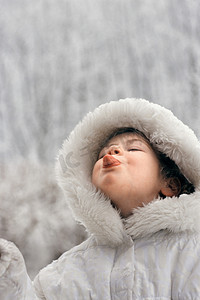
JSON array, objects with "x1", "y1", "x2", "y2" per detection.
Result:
[{"x1": 107, "y1": 145, "x2": 123, "y2": 156}]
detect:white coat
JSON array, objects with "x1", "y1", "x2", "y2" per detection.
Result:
[{"x1": 1, "y1": 98, "x2": 200, "y2": 299}]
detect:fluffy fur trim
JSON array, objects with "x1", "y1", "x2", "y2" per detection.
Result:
[
  {"x1": 124, "y1": 192, "x2": 200, "y2": 239},
  {"x1": 56, "y1": 98, "x2": 200, "y2": 245}
]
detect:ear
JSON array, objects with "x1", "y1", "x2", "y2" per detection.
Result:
[{"x1": 160, "y1": 177, "x2": 181, "y2": 197}]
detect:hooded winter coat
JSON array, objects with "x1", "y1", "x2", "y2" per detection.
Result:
[{"x1": 1, "y1": 98, "x2": 200, "y2": 300}]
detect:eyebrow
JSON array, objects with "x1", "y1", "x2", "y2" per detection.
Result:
[
  {"x1": 105, "y1": 138, "x2": 148, "y2": 148},
  {"x1": 126, "y1": 138, "x2": 151, "y2": 148},
  {"x1": 126, "y1": 138, "x2": 145, "y2": 144}
]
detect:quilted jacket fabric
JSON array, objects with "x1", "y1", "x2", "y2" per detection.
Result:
[{"x1": 33, "y1": 232, "x2": 200, "y2": 299}]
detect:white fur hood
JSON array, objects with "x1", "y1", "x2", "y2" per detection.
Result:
[{"x1": 56, "y1": 98, "x2": 200, "y2": 246}]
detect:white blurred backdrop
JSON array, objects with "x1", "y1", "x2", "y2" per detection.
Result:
[{"x1": 0, "y1": 0, "x2": 200, "y2": 278}]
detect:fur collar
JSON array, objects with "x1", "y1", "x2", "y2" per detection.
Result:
[
  {"x1": 124, "y1": 192, "x2": 200, "y2": 239},
  {"x1": 56, "y1": 98, "x2": 200, "y2": 246}
]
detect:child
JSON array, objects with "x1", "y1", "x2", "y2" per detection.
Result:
[{"x1": 1, "y1": 98, "x2": 200, "y2": 299}]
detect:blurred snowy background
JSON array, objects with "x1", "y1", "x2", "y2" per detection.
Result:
[{"x1": 1, "y1": 0, "x2": 200, "y2": 278}]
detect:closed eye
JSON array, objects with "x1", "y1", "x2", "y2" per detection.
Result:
[{"x1": 128, "y1": 148, "x2": 141, "y2": 152}]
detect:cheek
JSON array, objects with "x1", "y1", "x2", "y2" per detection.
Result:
[
  {"x1": 129, "y1": 155, "x2": 160, "y2": 181},
  {"x1": 151, "y1": 157, "x2": 161, "y2": 176},
  {"x1": 146, "y1": 158, "x2": 162, "y2": 187}
]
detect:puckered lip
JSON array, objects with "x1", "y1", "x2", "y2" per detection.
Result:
[{"x1": 103, "y1": 154, "x2": 121, "y2": 168}]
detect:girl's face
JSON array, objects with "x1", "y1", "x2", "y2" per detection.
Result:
[{"x1": 92, "y1": 132, "x2": 166, "y2": 217}]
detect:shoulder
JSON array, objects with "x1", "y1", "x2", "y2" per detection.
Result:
[
  {"x1": 34, "y1": 236, "x2": 115, "y2": 298},
  {"x1": 36, "y1": 236, "x2": 114, "y2": 276},
  {"x1": 149, "y1": 230, "x2": 200, "y2": 248},
  {"x1": 36, "y1": 237, "x2": 95, "y2": 274},
  {"x1": 34, "y1": 237, "x2": 116, "y2": 299},
  {"x1": 134, "y1": 230, "x2": 200, "y2": 263},
  {"x1": 33, "y1": 238, "x2": 92, "y2": 298}
]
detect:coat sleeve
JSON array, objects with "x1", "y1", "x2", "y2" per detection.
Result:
[{"x1": 0, "y1": 238, "x2": 39, "y2": 300}]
